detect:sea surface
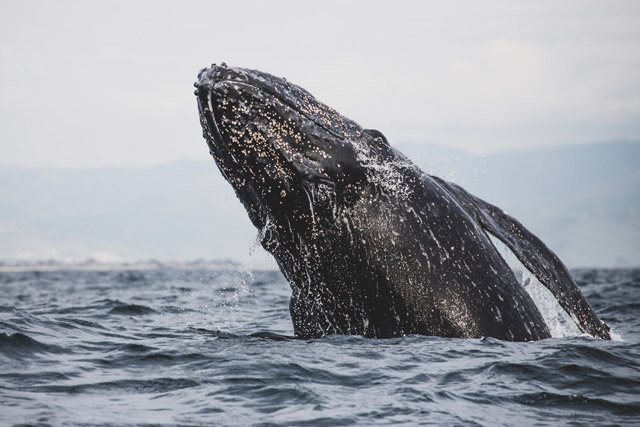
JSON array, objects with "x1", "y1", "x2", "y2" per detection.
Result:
[{"x1": 1, "y1": 266, "x2": 639, "y2": 426}]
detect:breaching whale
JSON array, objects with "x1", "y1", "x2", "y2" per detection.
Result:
[{"x1": 194, "y1": 63, "x2": 610, "y2": 341}]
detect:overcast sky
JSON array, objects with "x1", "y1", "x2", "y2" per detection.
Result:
[{"x1": 1, "y1": 1, "x2": 639, "y2": 168}]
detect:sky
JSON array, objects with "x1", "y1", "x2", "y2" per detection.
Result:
[{"x1": 1, "y1": 1, "x2": 639, "y2": 168}]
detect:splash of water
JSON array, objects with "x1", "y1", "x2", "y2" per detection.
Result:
[
  {"x1": 520, "y1": 270, "x2": 582, "y2": 338},
  {"x1": 350, "y1": 137, "x2": 413, "y2": 198}
]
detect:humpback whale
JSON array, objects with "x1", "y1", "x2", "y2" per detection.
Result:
[{"x1": 194, "y1": 63, "x2": 610, "y2": 341}]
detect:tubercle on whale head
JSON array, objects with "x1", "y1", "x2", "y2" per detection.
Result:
[{"x1": 194, "y1": 63, "x2": 378, "y2": 234}]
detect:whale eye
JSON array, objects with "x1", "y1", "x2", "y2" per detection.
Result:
[
  {"x1": 362, "y1": 128, "x2": 393, "y2": 160},
  {"x1": 362, "y1": 129, "x2": 390, "y2": 146}
]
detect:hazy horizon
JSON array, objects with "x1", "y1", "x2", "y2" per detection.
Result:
[
  {"x1": 1, "y1": 141, "x2": 638, "y2": 268},
  {"x1": 0, "y1": 139, "x2": 635, "y2": 171}
]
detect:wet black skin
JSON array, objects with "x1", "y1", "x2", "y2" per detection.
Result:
[{"x1": 195, "y1": 63, "x2": 610, "y2": 341}]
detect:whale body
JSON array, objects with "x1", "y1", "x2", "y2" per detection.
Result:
[{"x1": 194, "y1": 63, "x2": 610, "y2": 341}]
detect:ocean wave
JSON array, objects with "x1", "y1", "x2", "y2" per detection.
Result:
[
  {"x1": 0, "y1": 332, "x2": 71, "y2": 358},
  {"x1": 0, "y1": 267, "x2": 638, "y2": 426},
  {"x1": 35, "y1": 377, "x2": 200, "y2": 395},
  {"x1": 108, "y1": 304, "x2": 158, "y2": 316}
]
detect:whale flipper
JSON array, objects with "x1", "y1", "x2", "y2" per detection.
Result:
[{"x1": 431, "y1": 176, "x2": 611, "y2": 339}]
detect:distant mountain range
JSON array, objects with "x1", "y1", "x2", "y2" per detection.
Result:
[{"x1": 1, "y1": 141, "x2": 638, "y2": 267}]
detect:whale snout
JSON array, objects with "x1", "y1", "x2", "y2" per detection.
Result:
[
  {"x1": 194, "y1": 63, "x2": 226, "y2": 102},
  {"x1": 194, "y1": 62, "x2": 255, "y2": 96},
  {"x1": 195, "y1": 62, "x2": 227, "y2": 83}
]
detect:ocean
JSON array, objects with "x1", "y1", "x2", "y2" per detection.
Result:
[{"x1": 1, "y1": 266, "x2": 639, "y2": 426}]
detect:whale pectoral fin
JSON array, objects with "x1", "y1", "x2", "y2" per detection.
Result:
[{"x1": 431, "y1": 176, "x2": 611, "y2": 340}]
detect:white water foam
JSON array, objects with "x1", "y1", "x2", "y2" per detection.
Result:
[
  {"x1": 487, "y1": 234, "x2": 585, "y2": 338},
  {"x1": 350, "y1": 137, "x2": 413, "y2": 198},
  {"x1": 520, "y1": 269, "x2": 583, "y2": 338}
]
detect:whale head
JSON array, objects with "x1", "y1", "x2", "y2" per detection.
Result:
[{"x1": 195, "y1": 64, "x2": 394, "y2": 240}]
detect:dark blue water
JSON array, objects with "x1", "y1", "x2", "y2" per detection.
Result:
[{"x1": 1, "y1": 267, "x2": 639, "y2": 426}]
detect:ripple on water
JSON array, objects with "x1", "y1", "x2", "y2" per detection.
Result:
[
  {"x1": 108, "y1": 303, "x2": 158, "y2": 316},
  {"x1": 0, "y1": 267, "x2": 638, "y2": 426},
  {"x1": 36, "y1": 377, "x2": 200, "y2": 395},
  {"x1": 0, "y1": 332, "x2": 72, "y2": 358}
]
